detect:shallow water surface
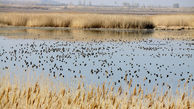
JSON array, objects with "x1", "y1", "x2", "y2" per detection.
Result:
[{"x1": 0, "y1": 28, "x2": 194, "y2": 93}]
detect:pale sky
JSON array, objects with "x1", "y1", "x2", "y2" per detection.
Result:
[
  {"x1": 59, "y1": 0, "x2": 194, "y2": 7},
  {"x1": 1, "y1": 0, "x2": 194, "y2": 7}
]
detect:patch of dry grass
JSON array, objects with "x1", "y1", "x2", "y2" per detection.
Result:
[
  {"x1": 0, "y1": 12, "x2": 194, "y2": 29},
  {"x1": 0, "y1": 75, "x2": 193, "y2": 109},
  {"x1": 0, "y1": 13, "x2": 72, "y2": 27},
  {"x1": 153, "y1": 15, "x2": 194, "y2": 29},
  {"x1": 0, "y1": 13, "x2": 154, "y2": 29}
]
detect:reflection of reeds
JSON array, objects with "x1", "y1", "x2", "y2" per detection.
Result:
[
  {"x1": 0, "y1": 76, "x2": 193, "y2": 109},
  {"x1": 0, "y1": 13, "x2": 154, "y2": 29},
  {"x1": 0, "y1": 28, "x2": 154, "y2": 41},
  {"x1": 1, "y1": 28, "x2": 194, "y2": 41}
]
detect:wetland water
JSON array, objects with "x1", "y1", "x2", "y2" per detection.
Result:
[{"x1": 0, "y1": 27, "x2": 194, "y2": 94}]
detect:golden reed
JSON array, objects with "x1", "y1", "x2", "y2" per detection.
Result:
[
  {"x1": 1, "y1": 12, "x2": 153, "y2": 29},
  {"x1": 0, "y1": 75, "x2": 193, "y2": 109},
  {"x1": 0, "y1": 13, "x2": 194, "y2": 29}
]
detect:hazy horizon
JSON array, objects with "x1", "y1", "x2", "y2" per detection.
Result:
[{"x1": 0, "y1": 0, "x2": 194, "y2": 7}]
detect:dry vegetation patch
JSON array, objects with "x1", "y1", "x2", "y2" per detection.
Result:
[
  {"x1": 0, "y1": 75, "x2": 193, "y2": 109},
  {"x1": 153, "y1": 15, "x2": 194, "y2": 29},
  {"x1": 0, "y1": 13, "x2": 194, "y2": 29},
  {"x1": 0, "y1": 13, "x2": 155, "y2": 29}
]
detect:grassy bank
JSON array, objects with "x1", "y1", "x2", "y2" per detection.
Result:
[
  {"x1": 153, "y1": 15, "x2": 194, "y2": 30},
  {"x1": 0, "y1": 13, "x2": 194, "y2": 29},
  {"x1": 0, "y1": 76, "x2": 193, "y2": 109},
  {"x1": 0, "y1": 13, "x2": 154, "y2": 29}
]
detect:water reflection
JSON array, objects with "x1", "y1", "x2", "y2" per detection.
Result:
[
  {"x1": 0, "y1": 27, "x2": 154, "y2": 41},
  {"x1": 0, "y1": 27, "x2": 194, "y2": 41}
]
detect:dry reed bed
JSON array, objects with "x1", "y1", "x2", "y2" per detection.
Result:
[
  {"x1": 0, "y1": 76, "x2": 193, "y2": 109},
  {"x1": 153, "y1": 15, "x2": 194, "y2": 29},
  {"x1": 0, "y1": 13, "x2": 194, "y2": 29},
  {"x1": 0, "y1": 13, "x2": 154, "y2": 29}
]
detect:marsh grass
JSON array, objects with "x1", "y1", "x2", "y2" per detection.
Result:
[
  {"x1": 1, "y1": 13, "x2": 194, "y2": 29},
  {"x1": 153, "y1": 15, "x2": 194, "y2": 29},
  {"x1": 0, "y1": 13, "x2": 155, "y2": 29},
  {"x1": 0, "y1": 74, "x2": 193, "y2": 109}
]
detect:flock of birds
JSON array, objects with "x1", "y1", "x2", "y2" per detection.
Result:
[{"x1": 0, "y1": 37, "x2": 193, "y2": 91}]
